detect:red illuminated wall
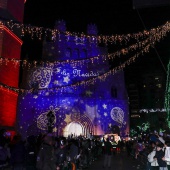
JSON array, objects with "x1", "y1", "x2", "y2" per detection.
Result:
[
  {"x1": 0, "y1": 26, "x2": 22, "y2": 87},
  {"x1": 0, "y1": 0, "x2": 25, "y2": 22},
  {"x1": 0, "y1": 89, "x2": 18, "y2": 127},
  {"x1": 0, "y1": 0, "x2": 24, "y2": 131}
]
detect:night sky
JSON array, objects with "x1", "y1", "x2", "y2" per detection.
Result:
[{"x1": 22, "y1": 0, "x2": 170, "y2": 75}]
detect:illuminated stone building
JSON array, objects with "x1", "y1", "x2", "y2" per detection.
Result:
[{"x1": 17, "y1": 21, "x2": 129, "y2": 138}]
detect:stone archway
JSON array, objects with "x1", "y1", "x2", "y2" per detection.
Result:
[{"x1": 63, "y1": 121, "x2": 83, "y2": 137}]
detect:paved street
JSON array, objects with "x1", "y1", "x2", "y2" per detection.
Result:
[{"x1": 87, "y1": 151, "x2": 146, "y2": 170}]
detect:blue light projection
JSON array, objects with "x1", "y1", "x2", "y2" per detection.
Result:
[{"x1": 17, "y1": 21, "x2": 129, "y2": 138}]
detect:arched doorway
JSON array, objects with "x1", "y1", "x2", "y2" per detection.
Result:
[{"x1": 63, "y1": 122, "x2": 83, "y2": 137}]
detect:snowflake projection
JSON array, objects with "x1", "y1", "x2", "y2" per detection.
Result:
[
  {"x1": 110, "y1": 107, "x2": 126, "y2": 127},
  {"x1": 37, "y1": 106, "x2": 60, "y2": 130},
  {"x1": 28, "y1": 67, "x2": 53, "y2": 89}
]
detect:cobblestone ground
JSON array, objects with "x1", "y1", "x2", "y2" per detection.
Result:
[{"x1": 86, "y1": 151, "x2": 146, "y2": 170}]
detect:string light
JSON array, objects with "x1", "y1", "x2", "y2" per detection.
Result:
[
  {"x1": 0, "y1": 43, "x2": 150, "y2": 94},
  {"x1": 0, "y1": 19, "x2": 169, "y2": 94},
  {"x1": 0, "y1": 25, "x2": 168, "y2": 68},
  {"x1": 139, "y1": 108, "x2": 166, "y2": 113},
  {"x1": 1, "y1": 19, "x2": 169, "y2": 45},
  {"x1": 0, "y1": 25, "x2": 23, "y2": 45}
]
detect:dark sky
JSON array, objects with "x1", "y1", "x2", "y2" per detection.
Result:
[
  {"x1": 23, "y1": 0, "x2": 170, "y2": 33},
  {"x1": 22, "y1": 0, "x2": 170, "y2": 74}
]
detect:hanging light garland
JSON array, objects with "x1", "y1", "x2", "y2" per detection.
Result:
[
  {"x1": 0, "y1": 37, "x2": 150, "y2": 68},
  {"x1": 0, "y1": 19, "x2": 169, "y2": 94},
  {"x1": 0, "y1": 19, "x2": 169, "y2": 45},
  {"x1": 0, "y1": 43, "x2": 151, "y2": 94},
  {"x1": 0, "y1": 21, "x2": 169, "y2": 68},
  {"x1": 139, "y1": 108, "x2": 166, "y2": 113}
]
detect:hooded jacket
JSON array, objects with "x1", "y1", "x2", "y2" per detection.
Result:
[
  {"x1": 164, "y1": 146, "x2": 170, "y2": 165},
  {"x1": 148, "y1": 150, "x2": 159, "y2": 166}
]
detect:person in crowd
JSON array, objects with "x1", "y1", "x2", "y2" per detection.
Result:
[
  {"x1": 162, "y1": 141, "x2": 170, "y2": 170},
  {"x1": 154, "y1": 143, "x2": 167, "y2": 170},
  {"x1": 103, "y1": 137, "x2": 112, "y2": 168},
  {"x1": 147, "y1": 142, "x2": 159, "y2": 170},
  {"x1": 55, "y1": 137, "x2": 68, "y2": 170},
  {"x1": 68, "y1": 139, "x2": 78, "y2": 163},
  {"x1": 36, "y1": 133, "x2": 56, "y2": 170},
  {"x1": 0, "y1": 131, "x2": 9, "y2": 170},
  {"x1": 10, "y1": 134, "x2": 26, "y2": 170},
  {"x1": 25, "y1": 135, "x2": 37, "y2": 170}
]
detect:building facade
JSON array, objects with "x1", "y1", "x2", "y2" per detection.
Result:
[
  {"x1": 0, "y1": 0, "x2": 24, "y2": 133},
  {"x1": 17, "y1": 21, "x2": 129, "y2": 138}
]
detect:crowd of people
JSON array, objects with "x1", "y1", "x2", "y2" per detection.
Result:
[
  {"x1": 126, "y1": 131, "x2": 170, "y2": 170},
  {"x1": 1, "y1": 128, "x2": 170, "y2": 170},
  {"x1": 0, "y1": 128, "x2": 114, "y2": 170}
]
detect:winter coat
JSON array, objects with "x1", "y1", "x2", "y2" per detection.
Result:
[
  {"x1": 69, "y1": 143, "x2": 78, "y2": 161},
  {"x1": 148, "y1": 150, "x2": 159, "y2": 166},
  {"x1": 10, "y1": 141, "x2": 26, "y2": 166},
  {"x1": 55, "y1": 145, "x2": 68, "y2": 166},
  {"x1": 104, "y1": 140, "x2": 112, "y2": 155},
  {"x1": 154, "y1": 149, "x2": 167, "y2": 167},
  {"x1": 164, "y1": 146, "x2": 170, "y2": 165},
  {"x1": 36, "y1": 143, "x2": 56, "y2": 170}
]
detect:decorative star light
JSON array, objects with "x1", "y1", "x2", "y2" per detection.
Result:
[
  {"x1": 63, "y1": 76, "x2": 70, "y2": 83},
  {"x1": 103, "y1": 104, "x2": 107, "y2": 109},
  {"x1": 108, "y1": 123, "x2": 112, "y2": 127},
  {"x1": 64, "y1": 114, "x2": 72, "y2": 123},
  {"x1": 33, "y1": 95, "x2": 38, "y2": 99},
  {"x1": 53, "y1": 80, "x2": 59, "y2": 85},
  {"x1": 104, "y1": 112, "x2": 108, "y2": 117},
  {"x1": 45, "y1": 92, "x2": 49, "y2": 96},
  {"x1": 56, "y1": 67, "x2": 61, "y2": 73},
  {"x1": 85, "y1": 90, "x2": 93, "y2": 97},
  {"x1": 53, "y1": 127, "x2": 57, "y2": 132}
]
